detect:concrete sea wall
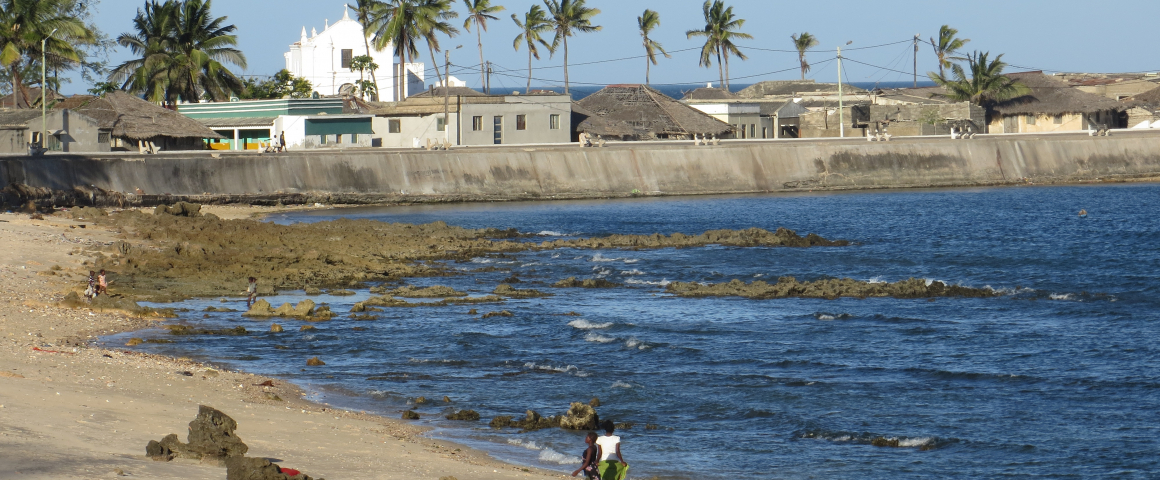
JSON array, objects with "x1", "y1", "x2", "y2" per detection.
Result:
[{"x1": 3, "y1": 132, "x2": 1160, "y2": 205}]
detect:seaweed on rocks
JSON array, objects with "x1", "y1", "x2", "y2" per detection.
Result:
[
  {"x1": 166, "y1": 325, "x2": 248, "y2": 336},
  {"x1": 493, "y1": 283, "x2": 553, "y2": 298},
  {"x1": 536, "y1": 227, "x2": 848, "y2": 250},
  {"x1": 389, "y1": 285, "x2": 467, "y2": 298},
  {"x1": 553, "y1": 277, "x2": 621, "y2": 288},
  {"x1": 666, "y1": 277, "x2": 996, "y2": 300},
  {"x1": 446, "y1": 410, "x2": 481, "y2": 421}
]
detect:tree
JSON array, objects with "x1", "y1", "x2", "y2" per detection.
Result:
[
  {"x1": 790, "y1": 32, "x2": 818, "y2": 81},
  {"x1": 638, "y1": 9, "x2": 668, "y2": 85},
  {"x1": 930, "y1": 25, "x2": 969, "y2": 77},
  {"x1": 349, "y1": 55, "x2": 379, "y2": 99},
  {"x1": 87, "y1": 81, "x2": 119, "y2": 95},
  {"x1": 109, "y1": 0, "x2": 247, "y2": 105},
  {"x1": 544, "y1": 0, "x2": 600, "y2": 95},
  {"x1": 512, "y1": 4, "x2": 552, "y2": 93},
  {"x1": 371, "y1": 0, "x2": 423, "y2": 100},
  {"x1": 0, "y1": 0, "x2": 98, "y2": 108},
  {"x1": 416, "y1": 0, "x2": 458, "y2": 88},
  {"x1": 349, "y1": 0, "x2": 383, "y2": 99},
  {"x1": 927, "y1": 51, "x2": 1027, "y2": 108},
  {"x1": 238, "y1": 69, "x2": 312, "y2": 100},
  {"x1": 462, "y1": 0, "x2": 503, "y2": 93},
  {"x1": 686, "y1": 0, "x2": 749, "y2": 91}
]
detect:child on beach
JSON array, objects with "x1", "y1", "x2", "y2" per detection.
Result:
[
  {"x1": 85, "y1": 271, "x2": 97, "y2": 299},
  {"x1": 595, "y1": 421, "x2": 628, "y2": 480},
  {"x1": 245, "y1": 277, "x2": 257, "y2": 308},
  {"x1": 572, "y1": 432, "x2": 600, "y2": 479},
  {"x1": 97, "y1": 270, "x2": 107, "y2": 296}
]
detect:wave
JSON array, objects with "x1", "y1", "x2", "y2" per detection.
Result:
[
  {"x1": 585, "y1": 333, "x2": 618, "y2": 344},
  {"x1": 408, "y1": 358, "x2": 469, "y2": 366},
  {"x1": 625, "y1": 278, "x2": 671, "y2": 286},
  {"x1": 568, "y1": 319, "x2": 613, "y2": 330},
  {"x1": 624, "y1": 337, "x2": 650, "y2": 350},
  {"x1": 868, "y1": 276, "x2": 886, "y2": 284},
  {"x1": 1049, "y1": 293, "x2": 1073, "y2": 301},
  {"x1": 814, "y1": 312, "x2": 853, "y2": 321},
  {"x1": 506, "y1": 439, "x2": 579, "y2": 465},
  {"x1": 591, "y1": 253, "x2": 640, "y2": 264},
  {"x1": 611, "y1": 381, "x2": 633, "y2": 388},
  {"x1": 523, "y1": 362, "x2": 588, "y2": 377},
  {"x1": 470, "y1": 257, "x2": 492, "y2": 264},
  {"x1": 536, "y1": 230, "x2": 571, "y2": 237},
  {"x1": 620, "y1": 269, "x2": 646, "y2": 276},
  {"x1": 798, "y1": 429, "x2": 954, "y2": 450}
]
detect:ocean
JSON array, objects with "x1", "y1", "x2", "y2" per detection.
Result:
[
  {"x1": 115, "y1": 184, "x2": 1160, "y2": 478},
  {"x1": 505, "y1": 81, "x2": 933, "y2": 100}
]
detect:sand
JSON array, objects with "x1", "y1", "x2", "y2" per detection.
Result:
[{"x1": 0, "y1": 211, "x2": 564, "y2": 480}]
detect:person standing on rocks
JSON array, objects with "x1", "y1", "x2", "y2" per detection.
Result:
[
  {"x1": 572, "y1": 431, "x2": 600, "y2": 479},
  {"x1": 97, "y1": 270, "x2": 108, "y2": 296},
  {"x1": 595, "y1": 421, "x2": 628, "y2": 480},
  {"x1": 245, "y1": 277, "x2": 258, "y2": 308}
]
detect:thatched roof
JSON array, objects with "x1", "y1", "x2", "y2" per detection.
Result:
[
  {"x1": 738, "y1": 80, "x2": 866, "y2": 99},
  {"x1": 0, "y1": 109, "x2": 46, "y2": 129},
  {"x1": 682, "y1": 87, "x2": 739, "y2": 101},
  {"x1": 576, "y1": 84, "x2": 732, "y2": 138},
  {"x1": 0, "y1": 88, "x2": 65, "y2": 108},
  {"x1": 1125, "y1": 85, "x2": 1160, "y2": 109},
  {"x1": 991, "y1": 72, "x2": 1124, "y2": 117},
  {"x1": 54, "y1": 91, "x2": 224, "y2": 140}
]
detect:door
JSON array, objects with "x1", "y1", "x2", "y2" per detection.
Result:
[
  {"x1": 493, "y1": 116, "x2": 503, "y2": 144},
  {"x1": 1003, "y1": 116, "x2": 1018, "y2": 133}
]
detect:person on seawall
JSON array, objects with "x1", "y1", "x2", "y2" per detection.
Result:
[
  {"x1": 572, "y1": 431, "x2": 600, "y2": 479},
  {"x1": 596, "y1": 421, "x2": 628, "y2": 480}
]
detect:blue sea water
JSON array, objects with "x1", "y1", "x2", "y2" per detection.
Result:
[{"x1": 114, "y1": 184, "x2": 1160, "y2": 478}]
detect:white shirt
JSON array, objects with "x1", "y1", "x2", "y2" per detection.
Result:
[{"x1": 595, "y1": 435, "x2": 620, "y2": 462}]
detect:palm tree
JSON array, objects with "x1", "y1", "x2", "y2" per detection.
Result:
[
  {"x1": 512, "y1": 5, "x2": 552, "y2": 93},
  {"x1": 462, "y1": 0, "x2": 503, "y2": 93},
  {"x1": 928, "y1": 51, "x2": 1027, "y2": 108},
  {"x1": 544, "y1": 0, "x2": 600, "y2": 95},
  {"x1": 790, "y1": 32, "x2": 818, "y2": 81},
  {"x1": 371, "y1": 0, "x2": 424, "y2": 100},
  {"x1": 416, "y1": 0, "x2": 458, "y2": 88},
  {"x1": 638, "y1": 9, "x2": 668, "y2": 85},
  {"x1": 930, "y1": 25, "x2": 969, "y2": 77},
  {"x1": 110, "y1": 0, "x2": 246, "y2": 105},
  {"x1": 686, "y1": 0, "x2": 748, "y2": 91},
  {"x1": 0, "y1": 0, "x2": 97, "y2": 108},
  {"x1": 349, "y1": 0, "x2": 383, "y2": 99}
]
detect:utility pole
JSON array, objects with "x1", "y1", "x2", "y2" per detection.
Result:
[
  {"x1": 444, "y1": 50, "x2": 451, "y2": 144},
  {"x1": 838, "y1": 43, "x2": 848, "y2": 138},
  {"x1": 40, "y1": 28, "x2": 58, "y2": 154},
  {"x1": 485, "y1": 61, "x2": 492, "y2": 95},
  {"x1": 913, "y1": 34, "x2": 920, "y2": 88}
]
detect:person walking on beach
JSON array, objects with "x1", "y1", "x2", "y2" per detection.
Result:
[
  {"x1": 97, "y1": 270, "x2": 108, "y2": 296},
  {"x1": 85, "y1": 271, "x2": 97, "y2": 299},
  {"x1": 245, "y1": 277, "x2": 258, "y2": 308},
  {"x1": 572, "y1": 431, "x2": 600, "y2": 479},
  {"x1": 595, "y1": 421, "x2": 628, "y2": 480}
]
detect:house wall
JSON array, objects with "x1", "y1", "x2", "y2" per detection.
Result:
[
  {"x1": 0, "y1": 128, "x2": 26, "y2": 154},
  {"x1": 47, "y1": 110, "x2": 108, "y2": 153},
  {"x1": 457, "y1": 98, "x2": 571, "y2": 146},
  {"x1": 372, "y1": 114, "x2": 459, "y2": 148},
  {"x1": 989, "y1": 113, "x2": 1088, "y2": 133},
  {"x1": 800, "y1": 106, "x2": 866, "y2": 138}
]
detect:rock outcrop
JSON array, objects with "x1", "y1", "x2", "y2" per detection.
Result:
[
  {"x1": 244, "y1": 300, "x2": 316, "y2": 318},
  {"x1": 559, "y1": 402, "x2": 600, "y2": 430},
  {"x1": 553, "y1": 277, "x2": 621, "y2": 288},
  {"x1": 154, "y1": 202, "x2": 202, "y2": 217},
  {"x1": 493, "y1": 284, "x2": 552, "y2": 298},
  {"x1": 145, "y1": 405, "x2": 248, "y2": 462},
  {"x1": 225, "y1": 456, "x2": 313, "y2": 480},
  {"x1": 666, "y1": 277, "x2": 996, "y2": 300}
]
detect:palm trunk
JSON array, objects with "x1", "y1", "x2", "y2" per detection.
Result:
[
  {"x1": 799, "y1": 53, "x2": 806, "y2": 80},
  {"x1": 716, "y1": 47, "x2": 724, "y2": 89},
  {"x1": 527, "y1": 47, "x2": 533, "y2": 94},
  {"x1": 724, "y1": 52, "x2": 730, "y2": 91},
  {"x1": 563, "y1": 35, "x2": 570, "y2": 95},
  {"x1": 428, "y1": 41, "x2": 444, "y2": 87},
  {"x1": 363, "y1": 35, "x2": 380, "y2": 100},
  {"x1": 645, "y1": 55, "x2": 650, "y2": 85},
  {"x1": 10, "y1": 66, "x2": 27, "y2": 109},
  {"x1": 476, "y1": 27, "x2": 485, "y2": 94}
]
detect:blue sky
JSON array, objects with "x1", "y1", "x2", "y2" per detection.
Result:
[{"x1": 69, "y1": 0, "x2": 1160, "y2": 95}]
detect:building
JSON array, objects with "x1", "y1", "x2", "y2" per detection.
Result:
[
  {"x1": 0, "y1": 108, "x2": 107, "y2": 154},
  {"x1": 681, "y1": 87, "x2": 809, "y2": 139},
  {"x1": 989, "y1": 72, "x2": 1124, "y2": 133},
  {"x1": 1053, "y1": 72, "x2": 1160, "y2": 101},
  {"x1": 1122, "y1": 86, "x2": 1160, "y2": 129},
  {"x1": 858, "y1": 87, "x2": 986, "y2": 137},
  {"x1": 576, "y1": 84, "x2": 732, "y2": 141},
  {"x1": 54, "y1": 91, "x2": 223, "y2": 152},
  {"x1": 181, "y1": 97, "x2": 373, "y2": 150},
  {"x1": 368, "y1": 87, "x2": 572, "y2": 147},
  {"x1": 737, "y1": 80, "x2": 868, "y2": 103},
  {"x1": 285, "y1": 7, "x2": 424, "y2": 100}
]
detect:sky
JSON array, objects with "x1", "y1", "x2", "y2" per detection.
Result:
[{"x1": 65, "y1": 0, "x2": 1160, "y2": 95}]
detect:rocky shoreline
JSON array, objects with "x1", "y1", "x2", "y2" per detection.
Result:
[{"x1": 666, "y1": 277, "x2": 997, "y2": 300}]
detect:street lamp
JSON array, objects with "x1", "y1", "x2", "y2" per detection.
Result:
[
  {"x1": 443, "y1": 45, "x2": 463, "y2": 146},
  {"x1": 41, "y1": 28, "x2": 58, "y2": 153},
  {"x1": 837, "y1": 40, "x2": 852, "y2": 138}
]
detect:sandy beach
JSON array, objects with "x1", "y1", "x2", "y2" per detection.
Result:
[{"x1": 0, "y1": 209, "x2": 565, "y2": 480}]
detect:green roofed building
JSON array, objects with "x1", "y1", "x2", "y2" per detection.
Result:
[{"x1": 180, "y1": 98, "x2": 375, "y2": 151}]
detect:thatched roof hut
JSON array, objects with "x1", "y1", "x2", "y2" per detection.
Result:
[
  {"x1": 576, "y1": 84, "x2": 732, "y2": 140},
  {"x1": 681, "y1": 87, "x2": 739, "y2": 101},
  {"x1": 54, "y1": 91, "x2": 224, "y2": 141},
  {"x1": 990, "y1": 72, "x2": 1124, "y2": 117},
  {"x1": 1124, "y1": 85, "x2": 1160, "y2": 109}
]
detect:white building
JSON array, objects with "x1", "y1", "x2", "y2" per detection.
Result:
[{"x1": 285, "y1": 8, "x2": 425, "y2": 100}]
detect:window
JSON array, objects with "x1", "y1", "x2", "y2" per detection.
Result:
[
  {"x1": 1053, "y1": 115, "x2": 1063, "y2": 125},
  {"x1": 740, "y1": 124, "x2": 747, "y2": 139},
  {"x1": 1026, "y1": 115, "x2": 1036, "y2": 126},
  {"x1": 550, "y1": 114, "x2": 561, "y2": 130},
  {"x1": 762, "y1": 127, "x2": 768, "y2": 139},
  {"x1": 750, "y1": 124, "x2": 756, "y2": 138},
  {"x1": 98, "y1": 132, "x2": 110, "y2": 144},
  {"x1": 437, "y1": 117, "x2": 446, "y2": 132},
  {"x1": 388, "y1": 119, "x2": 401, "y2": 133},
  {"x1": 493, "y1": 116, "x2": 503, "y2": 144},
  {"x1": 341, "y1": 49, "x2": 353, "y2": 69},
  {"x1": 516, "y1": 114, "x2": 527, "y2": 130},
  {"x1": 472, "y1": 116, "x2": 483, "y2": 131}
]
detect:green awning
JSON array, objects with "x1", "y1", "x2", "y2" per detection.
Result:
[{"x1": 305, "y1": 118, "x2": 374, "y2": 136}]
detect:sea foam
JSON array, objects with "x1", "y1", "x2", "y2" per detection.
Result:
[{"x1": 568, "y1": 319, "x2": 614, "y2": 330}]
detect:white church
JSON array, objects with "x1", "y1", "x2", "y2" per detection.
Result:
[{"x1": 285, "y1": 8, "x2": 425, "y2": 101}]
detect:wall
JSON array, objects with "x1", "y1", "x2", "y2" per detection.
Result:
[
  {"x1": 6, "y1": 132, "x2": 1160, "y2": 203},
  {"x1": 990, "y1": 113, "x2": 1085, "y2": 133},
  {"x1": 52, "y1": 110, "x2": 109, "y2": 153},
  {"x1": 372, "y1": 113, "x2": 459, "y2": 148},
  {"x1": 459, "y1": 97, "x2": 571, "y2": 145}
]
